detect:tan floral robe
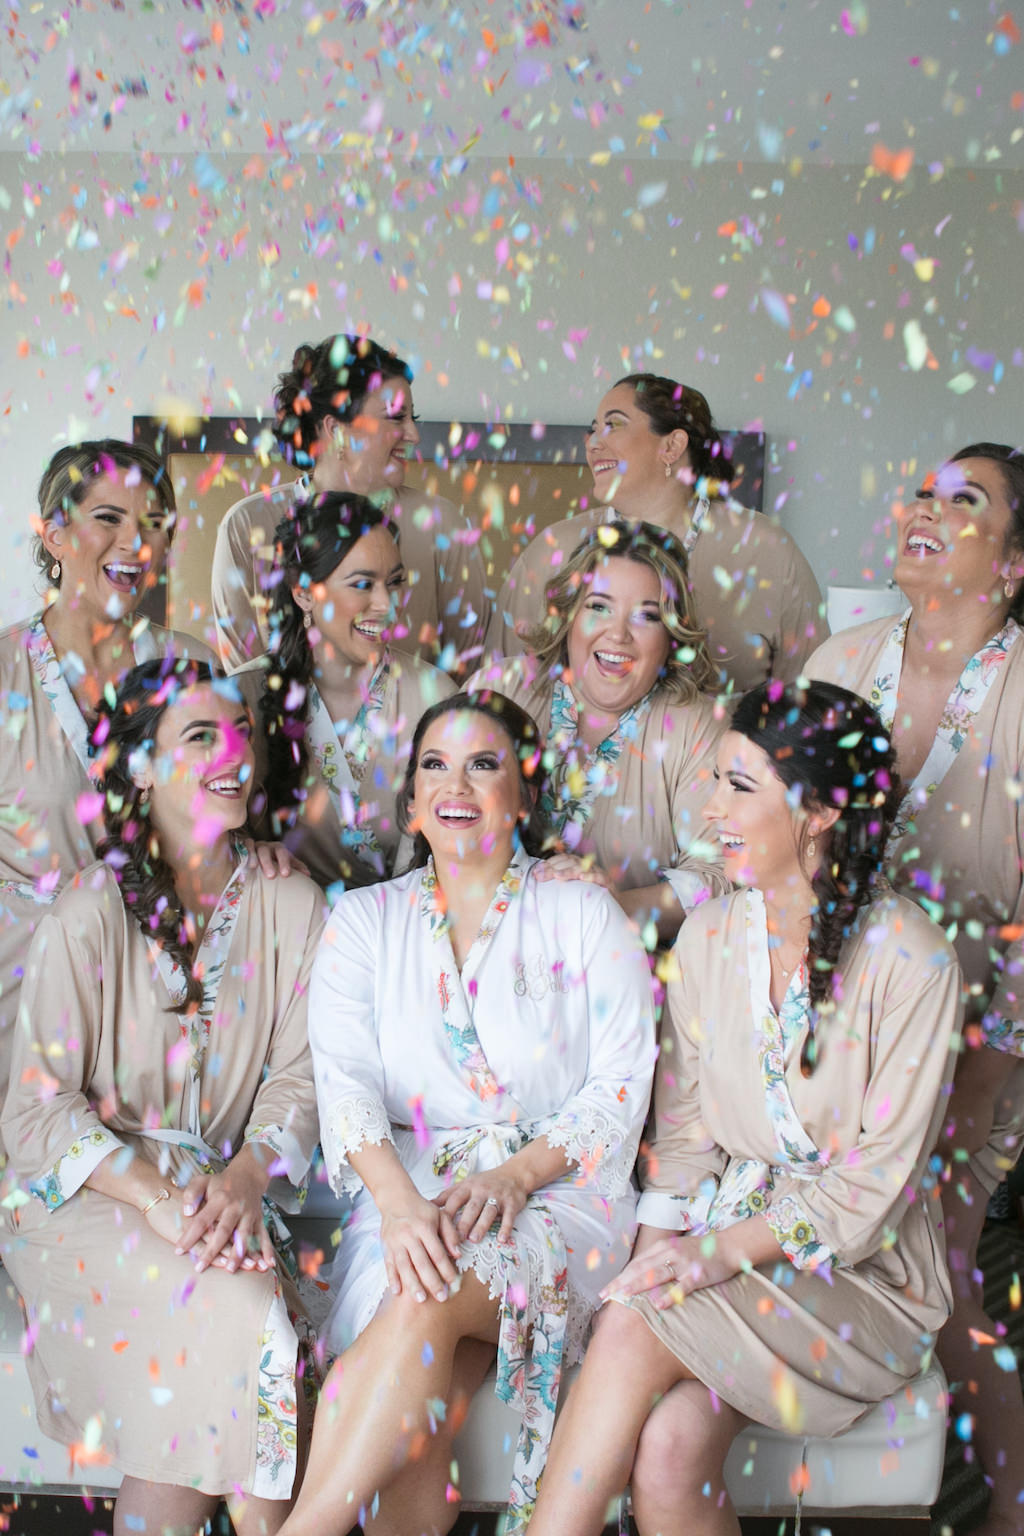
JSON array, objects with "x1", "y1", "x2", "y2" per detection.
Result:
[
  {"x1": 808, "y1": 612, "x2": 1024, "y2": 1193},
  {"x1": 236, "y1": 647, "x2": 454, "y2": 894},
  {"x1": 632, "y1": 888, "x2": 960, "y2": 1434},
  {"x1": 0, "y1": 614, "x2": 214, "y2": 1099},
  {"x1": 0, "y1": 861, "x2": 323, "y2": 1495}
]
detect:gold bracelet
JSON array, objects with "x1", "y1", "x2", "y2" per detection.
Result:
[{"x1": 140, "y1": 1188, "x2": 170, "y2": 1216}]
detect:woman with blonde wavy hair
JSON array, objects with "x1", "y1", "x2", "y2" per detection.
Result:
[{"x1": 471, "y1": 518, "x2": 727, "y2": 947}]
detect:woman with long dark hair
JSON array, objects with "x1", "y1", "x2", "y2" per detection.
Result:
[
  {"x1": 527, "y1": 681, "x2": 961, "y2": 1536},
  {"x1": 235, "y1": 489, "x2": 453, "y2": 894},
  {"x1": 280, "y1": 691, "x2": 655, "y2": 1536},
  {"x1": 489, "y1": 373, "x2": 827, "y2": 692},
  {"x1": 1, "y1": 658, "x2": 323, "y2": 1536}
]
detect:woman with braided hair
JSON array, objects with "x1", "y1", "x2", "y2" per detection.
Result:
[
  {"x1": 527, "y1": 681, "x2": 962, "y2": 1536},
  {"x1": 235, "y1": 489, "x2": 453, "y2": 896},
  {"x1": 1, "y1": 658, "x2": 323, "y2": 1536}
]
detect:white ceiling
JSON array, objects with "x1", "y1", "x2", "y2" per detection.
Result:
[{"x1": 3, "y1": 0, "x2": 1022, "y2": 169}]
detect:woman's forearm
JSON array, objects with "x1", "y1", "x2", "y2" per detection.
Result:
[
  {"x1": 349, "y1": 1137, "x2": 424, "y2": 1212},
  {"x1": 85, "y1": 1146, "x2": 170, "y2": 1212}
]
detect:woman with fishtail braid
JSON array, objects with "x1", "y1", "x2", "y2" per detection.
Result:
[{"x1": 527, "y1": 681, "x2": 962, "y2": 1536}]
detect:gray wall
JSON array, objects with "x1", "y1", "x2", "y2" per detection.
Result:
[{"x1": 3, "y1": 148, "x2": 1022, "y2": 619}]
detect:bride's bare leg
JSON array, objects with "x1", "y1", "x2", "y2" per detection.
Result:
[
  {"x1": 528, "y1": 1302, "x2": 689, "y2": 1536},
  {"x1": 279, "y1": 1273, "x2": 500, "y2": 1536},
  {"x1": 630, "y1": 1381, "x2": 748, "y2": 1536},
  {"x1": 364, "y1": 1338, "x2": 496, "y2": 1536}
]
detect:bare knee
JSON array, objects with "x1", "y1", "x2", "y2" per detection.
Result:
[{"x1": 632, "y1": 1385, "x2": 739, "y2": 1506}]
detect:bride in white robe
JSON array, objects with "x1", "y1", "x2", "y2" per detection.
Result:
[{"x1": 282, "y1": 691, "x2": 656, "y2": 1536}]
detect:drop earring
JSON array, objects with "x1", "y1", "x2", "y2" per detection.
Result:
[
  {"x1": 303, "y1": 612, "x2": 312, "y2": 631},
  {"x1": 50, "y1": 560, "x2": 61, "y2": 581},
  {"x1": 1005, "y1": 579, "x2": 1015, "y2": 601},
  {"x1": 664, "y1": 463, "x2": 673, "y2": 480},
  {"x1": 139, "y1": 786, "x2": 150, "y2": 806},
  {"x1": 806, "y1": 835, "x2": 817, "y2": 861}
]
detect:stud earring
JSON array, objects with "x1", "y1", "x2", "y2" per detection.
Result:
[{"x1": 50, "y1": 560, "x2": 61, "y2": 581}]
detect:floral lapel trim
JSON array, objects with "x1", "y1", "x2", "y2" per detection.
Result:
[
  {"x1": 419, "y1": 851, "x2": 526, "y2": 1101},
  {"x1": 681, "y1": 495, "x2": 712, "y2": 556},
  {"x1": 871, "y1": 610, "x2": 1020, "y2": 846},
  {"x1": 745, "y1": 889, "x2": 823, "y2": 1169},
  {"x1": 26, "y1": 615, "x2": 93, "y2": 774},
  {"x1": 542, "y1": 678, "x2": 654, "y2": 841},
  {"x1": 305, "y1": 658, "x2": 390, "y2": 869},
  {"x1": 146, "y1": 847, "x2": 249, "y2": 1137}
]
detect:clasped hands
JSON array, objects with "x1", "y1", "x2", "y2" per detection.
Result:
[
  {"x1": 144, "y1": 1151, "x2": 275, "y2": 1277},
  {"x1": 381, "y1": 1168, "x2": 528, "y2": 1305}
]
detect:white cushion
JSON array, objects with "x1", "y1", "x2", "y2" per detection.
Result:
[
  {"x1": 452, "y1": 1361, "x2": 948, "y2": 1514},
  {"x1": 0, "y1": 1271, "x2": 947, "y2": 1512}
]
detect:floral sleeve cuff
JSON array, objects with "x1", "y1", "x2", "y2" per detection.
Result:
[
  {"x1": 658, "y1": 867, "x2": 713, "y2": 915},
  {"x1": 322, "y1": 1093, "x2": 394, "y2": 1195},
  {"x1": 245, "y1": 1124, "x2": 311, "y2": 1185},
  {"x1": 980, "y1": 1007, "x2": 1024, "y2": 1057},
  {"x1": 31, "y1": 1126, "x2": 124, "y2": 1211},
  {"x1": 765, "y1": 1192, "x2": 834, "y2": 1271},
  {"x1": 636, "y1": 1184, "x2": 715, "y2": 1232}
]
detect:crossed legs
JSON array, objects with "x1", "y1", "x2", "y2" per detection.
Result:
[{"x1": 528, "y1": 1300, "x2": 747, "y2": 1536}]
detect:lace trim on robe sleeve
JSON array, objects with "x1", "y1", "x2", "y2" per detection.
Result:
[
  {"x1": 544, "y1": 1098, "x2": 639, "y2": 1197},
  {"x1": 321, "y1": 1093, "x2": 395, "y2": 1195},
  {"x1": 765, "y1": 1191, "x2": 834, "y2": 1271}
]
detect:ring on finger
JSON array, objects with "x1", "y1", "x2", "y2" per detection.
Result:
[
  {"x1": 485, "y1": 1197, "x2": 499, "y2": 1207},
  {"x1": 665, "y1": 1257, "x2": 676, "y2": 1278}
]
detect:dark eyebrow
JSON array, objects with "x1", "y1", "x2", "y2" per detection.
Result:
[
  {"x1": 178, "y1": 713, "x2": 249, "y2": 738},
  {"x1": 345, "y1": 567, "x2": 402, "y2": 580},
  {"x1": 728, "y1": 769, "x2": 758, "y2": 786}
]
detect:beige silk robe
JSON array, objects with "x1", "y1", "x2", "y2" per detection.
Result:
[
  {"x1": 633, "y1": 888, "x2": 960, "y2": 1435},
  {"x1": 0, "y1": 615, "x2": 214, "y2": 1097},
  {"x1": 808, "y1": 615, "x2": 1024, "y2": 1193},
  {"x1": 211, "y1": 478, "x2": 491, "y2": 674},
  {"x1": 487, "y1": 500, "x2": 828, "y2": 695},
  {"x1": 0, "y1": 861, "x2": 323, "y2": 1495},
  {"x1": 235, "y1": 648, "x2": 454, "y2": 894},
  {"x1": 469, "y1": 654, "x2": 728, "y2": 906}
]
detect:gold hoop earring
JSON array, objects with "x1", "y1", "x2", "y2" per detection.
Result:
[{"x1": 50, "y1": 560, "x2": 61, "y2": 581}]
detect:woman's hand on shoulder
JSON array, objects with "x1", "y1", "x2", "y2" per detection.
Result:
[
  {"x1": 380, "y1": 1188, "x2": 461, "y2": 1304},
  {"x1": 533, "y1": 853, "x2": 616, "y2": 893},
  {"x1": 244, "y1": 838, "x2": 310, "y2": 880},
  {"x1": 432, "y1": 1168, "x2": 528, "y2": 1249},
  {"x1": 601, "y1": 1230, "x2": 732, "y2": 1311}
]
